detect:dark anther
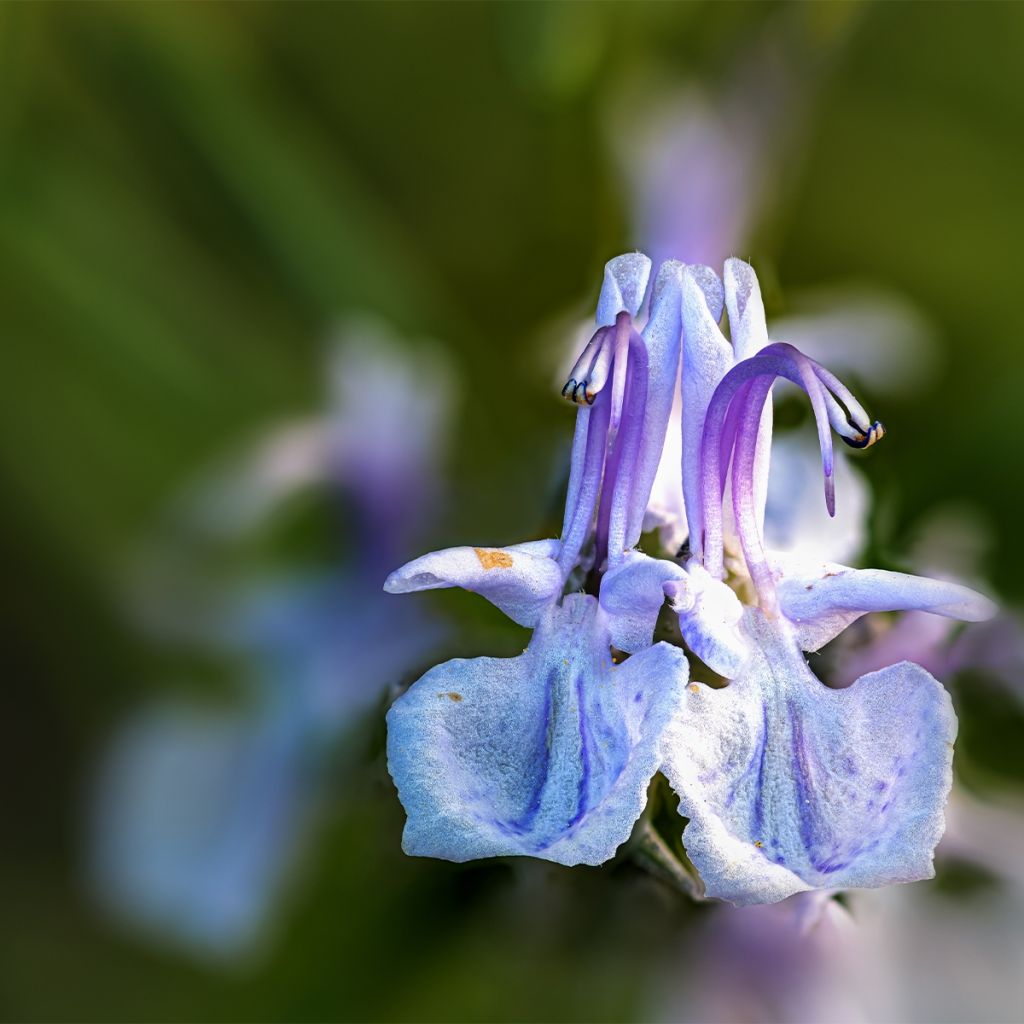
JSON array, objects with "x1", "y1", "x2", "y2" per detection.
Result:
[
  {"x1": 561, "y1": 379, "x2": 577, "y2": 399},
  {"x1": 840, "y1": 420, "x2": 886, "y2": 450}
]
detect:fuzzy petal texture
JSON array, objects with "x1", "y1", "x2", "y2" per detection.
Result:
[
  {"x1": 387, "y1": 594, "x2": 688, "y2": 866},
  {"x1": 681, "y1": 269, "x2": 733, "y2": 561},
  {"x1": 724, "y1": 259, "x2": 773, "y2": 533},
  {"x1": 774, "y1": 557, "x2": 997, "y2": 652},
  {"x1": 667, "y1": 563, "x2": 748, "y2": 677},
  {"x1": 596, "y1": 252, "x2": 652, "y2": 326},
  {"x1": 642, "y1": 384, "x2": 689, "y2": 555},
  {"x1": 599, "y1": 551, "x2": 686, "y2": 654},
  {"x1": 383, "y1": 539, "x2": 563, "y2": 628},
  {"x1": 662, "y1": 612, "x2": 957, "y2": 905},
  {"x1": 624, "y1": 261, "x2": 684, "y2": 548}
]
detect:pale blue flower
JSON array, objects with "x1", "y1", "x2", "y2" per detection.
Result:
[
  {"x1": 385, "y1": 253, "x2": 700, "y2": 865},
  {"x1": 659, "y1": 260, "x2": 995, "y2": 905}
]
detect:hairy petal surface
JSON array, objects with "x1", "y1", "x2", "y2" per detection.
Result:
[
  {"x1": 724, "y1": 259, "x2": 773, "y2": 534},
  {"x1": 599, "y1": 551, "x2": 685, "y2": 654},
  {"x1": 387, "y1": 594, "x2": 688, "y2": 866},
  {"x1": 666, "y1": 563, "x2": 748, "y2": 677},
  {"x1": 596, "y1": 252, "x2": 652, "y2": 327},
  {"x1": 774, "y1": 558, "x2": 997, "y2": 652},
  {"x1": 383, "y1": 539, "x2": 562, "y2": 627},
  {"x1": 624, "y1": 261, "x2": 684, "y2": 549},
  {"x1": 662, "y1": 611, "x2": 957, "y2": 905},
  {"x1": 681, "y1": 269, "x2": 732, "y2": 561}
]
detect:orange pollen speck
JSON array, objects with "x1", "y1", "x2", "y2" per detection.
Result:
[{"x1": 474, "y1": 547, "x2": 513, "y2": 570}]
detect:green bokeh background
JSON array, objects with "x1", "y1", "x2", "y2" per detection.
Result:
[{"x1": 3, "y1": 2, "x2": 1023, "y2": 1021}]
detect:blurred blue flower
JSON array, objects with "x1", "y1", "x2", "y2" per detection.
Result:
[{"x1": 91, "y1": 321, "x2": 453, "y2": 956}]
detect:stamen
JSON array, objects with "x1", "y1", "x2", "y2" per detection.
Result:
[
  {"x1": 563, "y1": 326, "x2": 608, "y2": 402},
  {"x1": 731, "y1": 375, "x2": 778, "y2": 614},
  {"x1": 841, "y1": 420, "x2": 886, "y2": 449},
  {"x1": 561, "y1": 320, "x2": 623, "y2": 408},
  {"x1": 596, "y1": 325, "x2": 649, "y2": 568},
  {"x1": 558, "y1": 313, "x2": 648, "y2": 579},
  {"x1": 558, "y1": 388, "x2": 612, "y2": 576},
  {"x1": 697, "y1": 343, "x2": 883, "y2": 608},
  {"x1": 699, "y1": 351, "x2": 834, "y2": 578},
  {"x1": 780, "y1": 346, "x2": 886, "y2": 450},
  {"x1": 608, "y1": 312, "x2": 633, "y2": 432}
]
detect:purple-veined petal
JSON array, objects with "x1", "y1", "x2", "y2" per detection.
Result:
[
  {"x1": 666, "y1": 563, "x2": 748, "y2": 677},
  {"x1": 599, "y1": 551, "x2": 686, "y2": 654},
  {"x1": 386, "y1": 594, "x2": 688, "y2": 865},
  {"x1": 774, "y1": 557, "x2": 997, "y2": 652},
  {"x1": 383, "y1": 539, "x2": 562, "y2": 628},
  {"x1": 662, "y1": 611, "x2": 957, "y2": 905}
]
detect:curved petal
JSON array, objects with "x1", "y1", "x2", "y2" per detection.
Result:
[
  {"x1": 775, "y1": 557, "x2": 997, "y2": 652},
  {"x1": 681, "y1": 268, "x2": 733, "y2": 562},
  {"x1": 666, "y1": 563, "x2": 748, "y2": 677},
  {"x1": 642, "y1": 387, "x2": 689, "y2": 554},
  {"x1": 624, "y1": 261, "x2": 684, "y2": 548},
  {"x1": 599, "y1": 551, "x2": 685, "y2": 654},
  {"x1": 724, "y1": 258, "x2": 769, "y2": 361},
  {"x1": 688, "y1": 263, "x2": 725, "y2": 324},
  {"x1": 724, "y1": 259, "x2": 773, "y2": 533},
  {"x1": 386, "y1": 594, "x2": 688, "y2": 866},
  {"x1": 563, "y1": 253, "x2": 652, "y2": 546},
  {"x1": 662, "y1": 612, "x2": 957, "y2": 905},
  {"x1": 596, "y1": 252, "x2": 652, "y2": 326},
  {"x1": 383, "y1": 539, "x2": 563, "y2": 628}
]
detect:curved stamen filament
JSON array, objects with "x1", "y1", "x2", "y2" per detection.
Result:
[
  {"x1": 700, "y1": 352, "x2": 832, "y2": 576},
  {"x1": 558, "y1": 388, "x2": 611, "y2": 576},
  {"x1": 699, "y1": 344, "x2": 883, "y2": 601},
  {"x1": 731, "y1": 375, "x2": 779, "y2": 614},
  {"x1": 558, "y1": 313, "x2": 645, "y2": 577},
  {"x1": 595, "y1": 321, "x2": 648, "y2": 569},
  {"x1": 562, "y1": 324, "x2": 618, "y2": 407},
  {"x1": 763, "y1": 345, "x2": 886, "y2": 451}
]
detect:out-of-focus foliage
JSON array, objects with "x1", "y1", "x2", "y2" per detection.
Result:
[{"x1": 4, "y1": 2, "x2": 1024, "y2": 1021}]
